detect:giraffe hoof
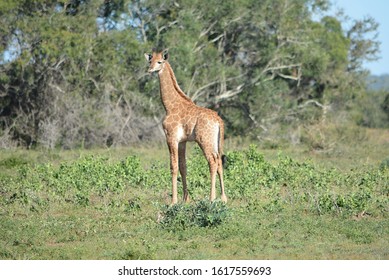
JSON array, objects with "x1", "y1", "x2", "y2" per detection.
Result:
[
  {"x1": 183, "y1": 195, "x2": 190, "y2": 203},
  {"x1": 171, "y1": 199, "x2": 178, "y2": 206}
]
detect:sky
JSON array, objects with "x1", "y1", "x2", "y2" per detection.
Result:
[{"x1": 331, "y1": 0, "x2": 389, "y2": 75}]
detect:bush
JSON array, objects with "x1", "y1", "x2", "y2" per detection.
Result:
[
  {"x1": 159, "y1": 200, "x2": 230, "y2": 230},
  {"x1": 1, "y1": 146, "x2": 388, "y2": 217},
  {"x1": 3, "y1": 155, "x2": 147, "y2": 207},
  {"x1": 380, "y1": 158, "x2": 389, "y2": 170}
]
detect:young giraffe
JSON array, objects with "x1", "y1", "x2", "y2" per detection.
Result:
[{"x1": 145, "y1": 49, "x2": 227, "y2": 204}]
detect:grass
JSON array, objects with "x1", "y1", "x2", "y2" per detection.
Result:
[
  {"x1": 0, "y1": 128, "x2": 388, "y2": 260},
  {"x1": 1, "y1": 200, "x2": 388, "y2": 259}
]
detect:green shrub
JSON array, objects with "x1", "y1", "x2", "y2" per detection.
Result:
[
  {"x1": 380, "y1": 158, "x2": 389, "y2": 170},
  {"x1": 1, "y1": 146, "x2": 388, "y2": 217},
  {"x1": 4, "y1": 155, "x2": 147, "y2": 207},
  {"x1": 159, "y1": 200, "x2": 230, "y2": 230},
  {"x1": 0, "y1": 156, "x2": 29, "y2": 168}
]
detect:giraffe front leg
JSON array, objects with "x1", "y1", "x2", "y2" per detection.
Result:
[
  {"x1": 168, "y1": 141, "x2": 179, "y2": 205},
  {"x1": 178, "y1": 142, "x2": 190, "y2": 203}
]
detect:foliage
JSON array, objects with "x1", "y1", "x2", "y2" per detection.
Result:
[
  {"x1": 159, "y1": 199, "x2": 230, "y2": 230},
  {"x1": 380, "y1": 158, "x2": 389, "y2": 170},
  {"x1": 1, "y1": 145, "x2": 387, "y2": 217},
  {"x1": 0, "y1": 0, "x2": 384, "y2": 148},
  {"x1": 0, "y1": 145, "x2": 388, "y2": 259},
  {"x1": 1, "y1": 155, "x2": 146, "y2": 208},
  {"x1": 355, "y1": 89, "x2": 389, "y2": 128}
]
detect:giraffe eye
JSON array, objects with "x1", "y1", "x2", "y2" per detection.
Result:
[{"x1": 158, "y1": 61, "x2": 162, "y2": 64}]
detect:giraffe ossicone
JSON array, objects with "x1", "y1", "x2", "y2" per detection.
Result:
[{"x1": 145, "y1": 49, "x2": 227, "y2": 204}]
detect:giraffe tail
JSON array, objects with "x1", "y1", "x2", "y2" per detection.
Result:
[
  {"x1": 221, "y1": 154, "x2": 228, "y2": 168},
  {"x1": 218, "y1": 121, "x2": 225, "y2": 166}
]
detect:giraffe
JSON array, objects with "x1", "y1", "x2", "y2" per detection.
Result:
[{"x1": 144, "y1": 49, "x2": 227, "y2": 205}]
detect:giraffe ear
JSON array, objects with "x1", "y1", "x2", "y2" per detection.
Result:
[
  {"x1": 162, "y1": 49, "x2": 169, "y2": 60},
  {"x1": 144, "y1": 53, "x2": 152, "y2": 62}
]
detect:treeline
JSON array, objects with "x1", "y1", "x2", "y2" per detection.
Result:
[
  {"x1": 0, "y1": 0, "x2": 387, "y2": 149},
  {"x1": 368, "y1": 75, "x2": 389, "y2": 91}
]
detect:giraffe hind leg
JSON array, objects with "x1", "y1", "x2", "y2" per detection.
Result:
[
  {"x1": 197, "y1": 121, "x2": 225, "y2": 202},
  {"x1": 197, "y1": 142, "x2": 218, "y2": 202},
  {"x1": 217, "y1": 157, "x2": 227, "y2": 203},
  {"x1": 209, "y1": 157, "x2": 217, "y2": 202}
]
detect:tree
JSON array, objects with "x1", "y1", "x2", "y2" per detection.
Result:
[{"x1": 0, "y1": 0, "x2": 383, "y2": 148}]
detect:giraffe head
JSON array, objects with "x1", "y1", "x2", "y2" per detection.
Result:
[{"x1": 144, "y1": 49, "x2": 169, "y2": 73}]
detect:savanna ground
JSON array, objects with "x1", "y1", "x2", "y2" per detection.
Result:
[{"x1": 0, "y1": 127, "x2": 388, "y2": 260}]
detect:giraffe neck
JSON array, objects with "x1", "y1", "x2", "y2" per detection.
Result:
[{"x1": 158, "y1": 62, "x2": 194, "y2": 114}]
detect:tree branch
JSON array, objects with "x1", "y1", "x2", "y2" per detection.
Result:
[
  {"x1": 215, "y1": 84, "x2": 245, "y2": 101},
  {"x1": 297, "y1": 100, "x2": 330, "y2": 109}
]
